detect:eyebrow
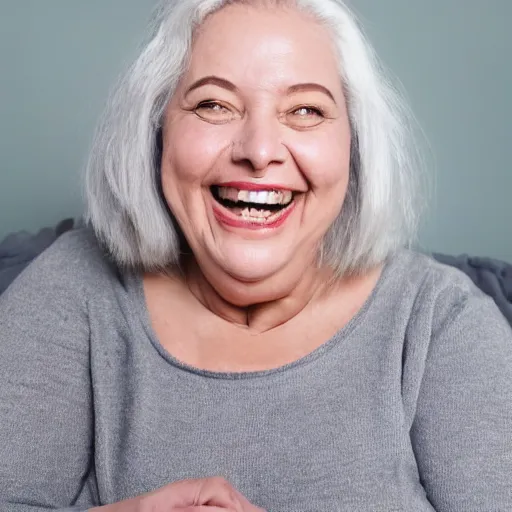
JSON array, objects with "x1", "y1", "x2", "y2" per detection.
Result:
[
  {"x1": 185, "y1": 76, "x2": 239, "y2": 96},
  {"x1": 184, "y1": 75, "x2": 336, "y2": 103},
  {"x1": 286, "y1": 83, "x2": 336, "y2": 104}
]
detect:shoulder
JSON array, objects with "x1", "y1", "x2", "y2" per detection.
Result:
[
  {"x1": 33, "y1": 226, "x2": 115, "y2": 274},
  {"x1": 385, "y1": 248, "x2": 512, "y2": 349},
  {"x1": 389, "y1": 248, "x2": 480, "y2": 289},
  {"x1": 379, "y1": 248, "x2": 512, "y2": 348},
  {"x1": 386, "y1": 248, "x2": 494, "y2": 311},
  {"x1": 0, "y1": 227, "x2": 120, "y2": 306}
]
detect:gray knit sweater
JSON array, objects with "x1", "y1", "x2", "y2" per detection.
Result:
[{"x1": 0, "y1": 229, "x2": 511, "y2": 512}]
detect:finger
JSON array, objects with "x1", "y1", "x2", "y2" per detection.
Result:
[
  {"x1": 166, "y1": 477, "x2": 244, "y2": 512},
  {"x1": 196, "y1": 477, "x2": 245, "y2": 512},
  {"x1": 200, "y1": 480, "x2": 267, "y2": 512},
  {"x1": 174, "y1": 507, "x2": 236, "y2": 512},
  {"x1": 229, "y1": 488, "x2": 267, "y2": 512}
]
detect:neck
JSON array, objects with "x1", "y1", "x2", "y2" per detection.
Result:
[{"x1": 182, "y1": 256, "x2": 334, "y2": 334}]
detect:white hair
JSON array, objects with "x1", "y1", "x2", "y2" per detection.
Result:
[{"x1": 85, "y1": 0, "x2": 427, "y2": 275}]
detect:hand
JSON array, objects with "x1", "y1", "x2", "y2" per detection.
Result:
[{"x1": 91, "y1": 476, "x2": 266, "y2": 512}]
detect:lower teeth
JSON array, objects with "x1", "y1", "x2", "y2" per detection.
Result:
[{"x1": 231, "y1": 206, "x2": 282, "y2": 222}]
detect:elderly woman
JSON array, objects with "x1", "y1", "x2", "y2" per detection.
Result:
[{"x1": 1, "y1": 0, "x2": 511, "y2": 511}]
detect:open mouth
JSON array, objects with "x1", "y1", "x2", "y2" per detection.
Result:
[{"x1": 210, "y1": 185, "x2": 296, "y2": 225}]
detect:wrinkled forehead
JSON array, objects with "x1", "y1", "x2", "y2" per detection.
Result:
[{"x1": 180, "y1": 2, "x2": 343, "y2": 98}]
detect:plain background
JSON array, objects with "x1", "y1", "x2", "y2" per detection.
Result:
[{"x1": 0, "y1": 0, "x2": 510, "y2": 260}]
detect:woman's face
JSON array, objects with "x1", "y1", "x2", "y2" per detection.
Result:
[{"x1": 161, "y1": 4, "x2": 351, "y2": 285}]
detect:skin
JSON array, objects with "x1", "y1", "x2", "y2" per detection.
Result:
[{"x1": 145, "y1": 3, "x2": 381, "y2": 359}]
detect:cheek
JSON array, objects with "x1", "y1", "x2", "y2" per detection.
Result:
[
  {"x1": 289, "y1": 129, "x2": 351, "y2": 190},
  {"x1": 162, "y1": 117, "x2": 233, "y2": 184}
]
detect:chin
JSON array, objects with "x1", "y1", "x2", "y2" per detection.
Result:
[{"x1": 216, "y1": 244, "x2": 290, "y2": 283}]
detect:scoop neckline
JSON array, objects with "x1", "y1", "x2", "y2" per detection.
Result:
[{"x1": 127, "y1": 253, "x2": 397, "y2": 381}]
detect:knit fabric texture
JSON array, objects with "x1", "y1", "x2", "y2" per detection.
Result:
[{"x1": 1, "y1": 229, "x2": 511, "y2": 512}]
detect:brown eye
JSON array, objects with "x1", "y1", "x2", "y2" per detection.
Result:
[
  {"x1": 287, "y1": 106, "x2": 325, "y2": 128},
  {"x1": 194, "y1": 101, "x2": 235, "y2": 124}
]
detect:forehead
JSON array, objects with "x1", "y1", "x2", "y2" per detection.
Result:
[{"x1": 184, "y1": 4, "x2": 342, "y2": 93}]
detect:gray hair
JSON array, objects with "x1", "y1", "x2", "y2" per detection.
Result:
[{"x1": 85, "y1": 0, "x2": 427, "y2": 276}]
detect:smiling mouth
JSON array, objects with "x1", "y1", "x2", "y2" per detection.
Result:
[{"x1": 210, "y1": 185, "x2": 296, "y2": 224}]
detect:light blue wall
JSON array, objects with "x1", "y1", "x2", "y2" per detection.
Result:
[
  {"x1": 0, "y1": 1, "x2": 511, "y2": 260},
  {"x1": 0, "y1": 0, "x2": 154, "y2": 237},
  {"x1": 352, "y1": 0, "x2": 512, "y2": 260}
]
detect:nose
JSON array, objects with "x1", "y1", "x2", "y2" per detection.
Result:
[{"x1": 231, "y1": 113, "x2": 287, "y2": 172}]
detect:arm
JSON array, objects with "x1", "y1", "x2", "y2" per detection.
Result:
[
  {"x1": 0, "y1": 244, "x2": 95, "y2": 511},
  {"x1": 411, "y1": 292, "x2": 512, "y2": 511}
]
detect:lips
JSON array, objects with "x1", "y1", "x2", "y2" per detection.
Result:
[{"x1": 210, "y1": 183, "x2": 298, "y2": 230}]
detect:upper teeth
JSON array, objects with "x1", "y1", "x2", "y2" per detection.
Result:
[{"x1": 217, "y1": 187, "x2": 293, "y2": 205}]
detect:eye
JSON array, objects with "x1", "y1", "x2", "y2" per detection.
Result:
[
  {"x1": 286, "y1": 105, "x2": 326, "y2": 128},
  {"x1": 293, "y1": 106, "x2": 324, "y2": 117},
  {"x1": 197, "y1": 101, "x2": 226, "y2": 112},
  {"x1": 194, "y1": 101, "x2": 236, "y2": 124}
]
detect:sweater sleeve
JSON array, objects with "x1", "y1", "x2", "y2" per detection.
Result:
[
  {"x1": 0, "y1": 238, "x2": 97, "y2": 511},
  {"x1": 410, "y1": 289, "x2": 512, "y2": 512}
]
